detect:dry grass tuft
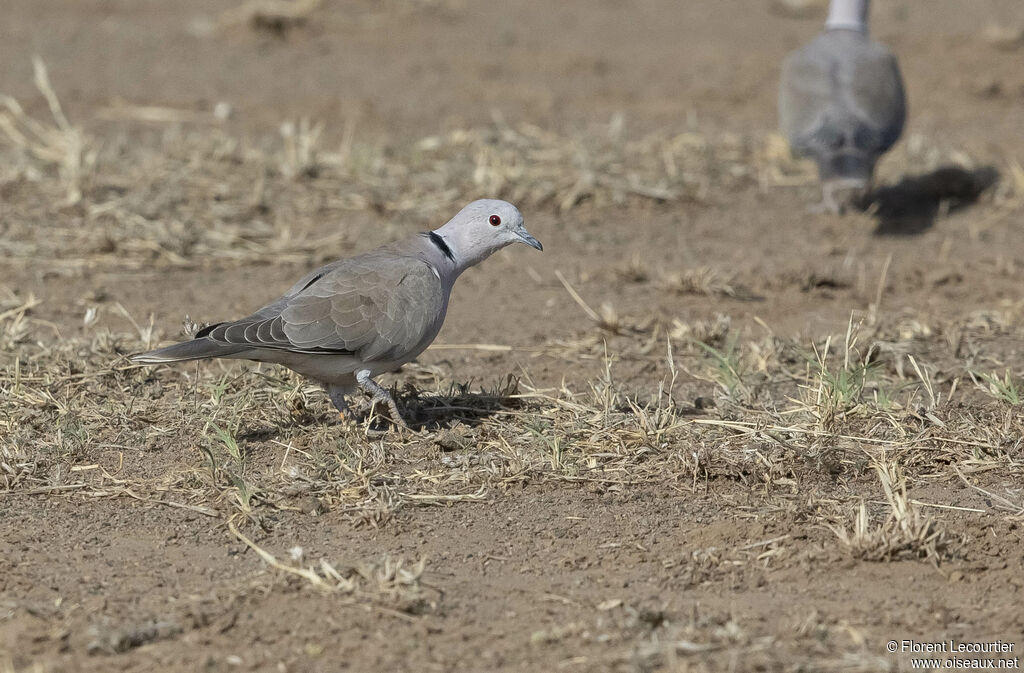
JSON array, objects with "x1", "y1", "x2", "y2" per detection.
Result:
[
  {"x1": 658, "y1": 267, "x2": 738, "y2": 298},
  {"x1": 0, "y1": 445, "x2": 36, "y2": 490},
  {"x1": 279, "y1": 117, "x2": 324, "y2": 179},
  {"x1": 0, "y1": 57, "x2": 94, "y2": 204},
  {"x1": 229, "y1": 521, "x2": 436, "y2": 613},
  {"x1": 556, "y1": 270, "x2": 630, "y2": 334},
  {"x1": 795, "y1": 319, "x2": 881, "y2": 432},
  {"x1": 828, "y1": 458, "x2": 956, "y2": 564},
  {"x1": 971, "y1": 369, "x2": 1022, "y2": 406}
]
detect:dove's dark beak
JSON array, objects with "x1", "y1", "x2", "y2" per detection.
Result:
[{"x1": 517, "y1": 230, "x2": 543, "y2": 251}]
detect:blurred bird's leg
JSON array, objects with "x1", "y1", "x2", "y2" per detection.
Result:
[
  {"x1": 810, "y1": 181, "x2": 845, "y2": 215},
  {"x1": 812, "y1": 175, "x2": 871, "y2": 215},
  {"x1": 355, "y1": 370, "x2": 410, "y2": 430}
]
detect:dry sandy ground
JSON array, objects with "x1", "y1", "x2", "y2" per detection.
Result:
[{"x1": 2, "y1": 1, "x2": 1024, "y2": 672}]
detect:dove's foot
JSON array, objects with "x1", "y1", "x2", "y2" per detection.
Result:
[
  {"x1": 327, "y1": 383, "x2": 355, "y2": 424},
  {"x1": 809, "y1": 186, "x2": 845, "y2": 215},
  {"x1": 811, "y1": 180, "x2": 869, "y2": 215},
  {"x1": 808, "y1": 197, "x2": 843, "y2": 215},
  {"x1": 355, "y1": 370, "x2": 411, "y2": 432}
]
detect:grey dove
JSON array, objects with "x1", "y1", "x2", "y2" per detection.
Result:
[
  {"x1": 778, "y1": 0, "x2": 906, "y2": 213},
  {"x1": 131, "y1": 199, "x2": 542, "y2": 428}
]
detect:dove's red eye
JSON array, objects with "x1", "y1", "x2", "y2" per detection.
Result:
[{"x1": 489, "y1": 214, "x2": 502, "y2": 226}]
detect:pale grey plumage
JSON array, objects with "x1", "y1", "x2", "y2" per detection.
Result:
[
  {"x1": 209, "y1": 248, "x2": 445, "y2": 359},
  {"x1": 779, "y1": 0, "x2": 906, "y2": 212},
  {"x1": 132, "y1": 199, "x2": 542, "y2": 427}
]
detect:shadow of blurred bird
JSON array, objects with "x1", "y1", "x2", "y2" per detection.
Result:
[
  {"x1": 131, "y1": 200, "x2": 542, "y2": 430},
  {"x1": 779, "y1": 0, "x2": 906, "y2": 214}
]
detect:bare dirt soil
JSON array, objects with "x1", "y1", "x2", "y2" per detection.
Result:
[{"x1": 2, "y1": 1, "x2": 1024, "y2": 672}]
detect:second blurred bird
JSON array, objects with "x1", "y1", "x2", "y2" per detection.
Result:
[{"x1": 779, "y1": 0, "x2": 906, "y2": 214}]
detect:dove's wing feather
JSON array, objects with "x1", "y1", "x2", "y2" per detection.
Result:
[
  {"x1": 243, "y1": 259, "x2": 349, "y2": 321},
  {"x1": 780, "y1": 47, "x2": 833, "y2": 156},
  {"x1": 846, "y1": 46, "x2": 905, "y2": 151},
  {"x1": 195, "y1": 250, "x2": 446, "y2": 363}
]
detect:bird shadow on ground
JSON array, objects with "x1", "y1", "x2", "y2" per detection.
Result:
[
  {"x1": 231, "y1": 385, "x2": 520, "y2": 441},
  {"x1": 867, "y1": 165, "x2": 999, "y2": 235},
  {"x1": 233, "y1": 392, "x2": 517, "y2": 442},
  {"x1": 400, "y1": 378, "x2": 524, "y2": 432}
]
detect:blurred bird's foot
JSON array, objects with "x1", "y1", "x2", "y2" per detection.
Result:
[
  {"x1": 355, "y1": 370, "x2": 411, "y2": 432},
  {"x1": 809, "y1": 186, "x2": 845, "y2": 215},
  {"x1": 809, "y1": 197, "x2": 844, "y2": 215},
  {"x1": 811, "y1": 180, "x2": 868, "y2": 215}
]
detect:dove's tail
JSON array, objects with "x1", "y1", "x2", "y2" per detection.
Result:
[{"x1": 131, "y1": 337, "x2": 245, "y2": 364}]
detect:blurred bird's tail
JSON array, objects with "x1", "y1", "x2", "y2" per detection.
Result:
[{"x1": 131, "y1": 338, "x2": 244, "y2": 364}]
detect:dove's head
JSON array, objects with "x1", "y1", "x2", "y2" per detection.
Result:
[{"x1": 433, "y1": 199, "x2": 542, "y2": 272}]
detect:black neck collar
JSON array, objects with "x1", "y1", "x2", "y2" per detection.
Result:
[{"x1": 425, "y1": 231, "x2": 456, "y2": 263}]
